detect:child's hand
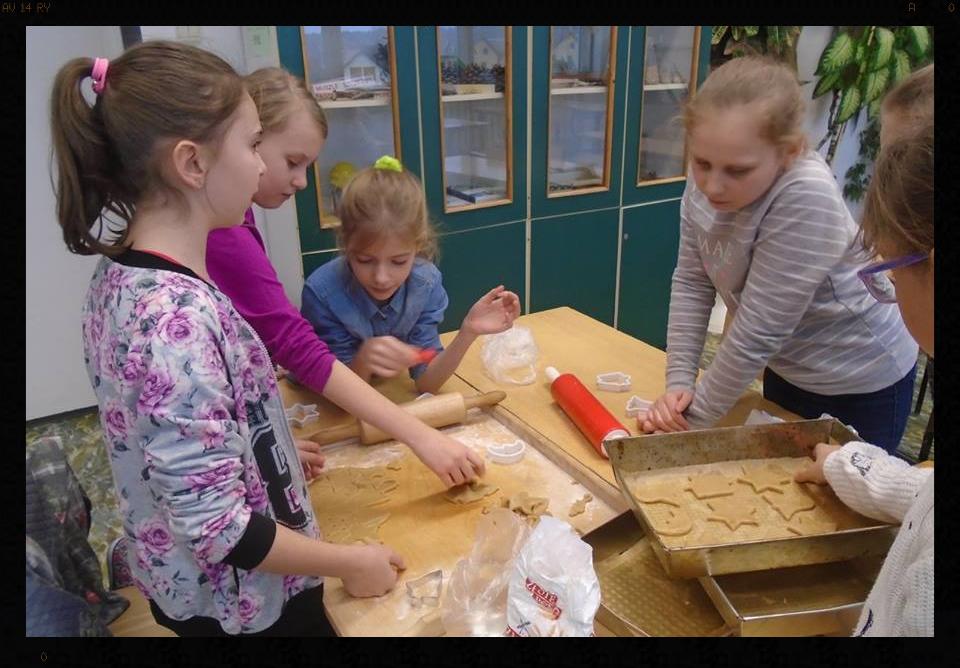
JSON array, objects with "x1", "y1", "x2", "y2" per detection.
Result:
[
  {"x1": 462, "y1": 285, "x2": 521, "y2": 337},
  {"x1": 413, "y1": 431, "x2": 486, "y2": 488},
  {"x1": 341, "y1": 543, "x2": 406, "y2": 598},
  {"x1": 794, "y1": 442, "x2": 842, "y2": 485},
  {"x1": 295, "y1": 439, "x2": 326, "y2": 480},
  {"x1": 639, "y1": 390, "x2": 694, "y2": 433},
  {"x1": 355, "y1": 336, "x2": 421, "y2": 378}
]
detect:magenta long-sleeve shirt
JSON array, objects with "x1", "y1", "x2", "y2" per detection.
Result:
[{"x1": 207, "y1": 209, "x2": 335, "y2": 393}]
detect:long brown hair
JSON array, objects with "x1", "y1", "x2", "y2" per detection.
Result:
[
  {"x1": 336, "y1": 165, "x2": 437, "y2": 261},
  {"x1": 50, "y1": 40, "x2": 245, "y2": 256},
  {"x1": 244, "y1": 66, "x2": 328, "y2": 138}
]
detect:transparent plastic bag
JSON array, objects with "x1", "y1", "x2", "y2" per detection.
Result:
[
  {"x1": 505, "y1": 516, "x2": 601, "y2": 637},
  {"x1": 439, "y1": 508, "x2": 531, "y2": 637},
  {"x1": 480, "y1": 326, "x2": 539, "y2": 385}
]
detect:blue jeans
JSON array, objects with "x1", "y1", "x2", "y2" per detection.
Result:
[{"x1": 762, "y1": 364, "x2": 917, "y2": 455}]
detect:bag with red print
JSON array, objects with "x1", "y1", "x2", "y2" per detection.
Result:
[{"x1": 504, "y1": 516, "x2": 601, "y2": 637}]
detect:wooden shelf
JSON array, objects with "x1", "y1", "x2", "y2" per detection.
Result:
[
  {"x1": 319, "y1": 97, "x2": 391, "y2": 109},
  {"x1": 550, "y1": 85, "x2": 607, "y2": 96},
  {"x1": 441, "y1": 92, "x2": 504, "y2": 103},
  {"x1": 643, "y1": 83, "x2": 689, "y2": 91}
]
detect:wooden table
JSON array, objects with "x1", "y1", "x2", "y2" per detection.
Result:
[{"x1": 441, "y1": 307, "x2": 798, "y2": 488}]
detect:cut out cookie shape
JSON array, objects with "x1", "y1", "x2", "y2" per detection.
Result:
[
  {"x1": 684, "y1": 473, "x2": 734, "y2": 500},
  {"x1": 786, "y1": 514, "x2": 838, "y2": 536},
  {"x1": 445, "y1": 480, "x2": 499, "y2": 504},
  {"x1": 647, "y1": 506, "x2": 693, "y2": 536},
  {"x1": 568, "y1": 493, "x2": 593, "y2": 517},
  {"x1": 706, "y1": 497, "x2": 760, "y2": 531},
  {"x1": 635, "y1": 481, "x2": 683, "y2": 506},
  {"x1": 761, "y1": 488, "x2": 816, "y2": 521},
  {"x1": 737, "y1": 464, "x2": 793, "y2": 494}
]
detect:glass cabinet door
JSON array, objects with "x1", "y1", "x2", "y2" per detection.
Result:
[
  {"x1": 636, "y1": 26, "x2": 701, "y2": 186},
  {"x1": 547, "y1": 26, "x2": 616, "y2": 196},
  {"x1": 437, "y1": 26, "x2": 512, "y2": 212},
  {"x1": 301, "y1": 26, "x2": 400, "y2": 228}
]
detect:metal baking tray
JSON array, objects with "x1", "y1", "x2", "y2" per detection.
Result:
[
  {"x1": 698, "y1": 556, "x2": 882, "y2": 636},
  {"x1": 607, "y1": 418, "x2": 898, "y2": 578}
]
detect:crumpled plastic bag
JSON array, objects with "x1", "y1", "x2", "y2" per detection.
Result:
[
  {"x1": 505, "y1": 516, "x2": 601, "y2": 637},
  {"x1": 481, "y1": 326, "x2": 539, "y2": 385},
  {"x1": 440, "y1": 508, "x2": 532, "y2": 637}
]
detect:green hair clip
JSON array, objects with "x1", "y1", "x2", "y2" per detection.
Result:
[{"x1": 374, "y1": 155, "x2": 403, "y2": 173}]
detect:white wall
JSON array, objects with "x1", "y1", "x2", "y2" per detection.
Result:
[{"x1": 26, "y1": 26, "x2": 125, "y2": 420}]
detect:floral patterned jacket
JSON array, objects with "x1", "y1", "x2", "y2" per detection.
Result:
[{"x1": 81, "y1": 250, "x2": 321, "y2": 634}]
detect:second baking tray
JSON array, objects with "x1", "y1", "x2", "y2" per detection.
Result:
[{"x1": 607, "y1": 418, "x2": 898, "y2": 578}]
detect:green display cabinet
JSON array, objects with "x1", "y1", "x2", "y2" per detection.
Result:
[
  {"x1": 417, "y1": 26, "x2": 528, "y2": 232},
  {"x1": 530, "y1": 26, "x2": 630, "y2": 217},
  {"x1": 617, "y1": 200, "x2": 683, "y2": 350},
  {"x1": 622, "y1": 26, "x2": 711, "y2": 206},
  {"x1": 530, "y1": 209, "x2": 619, "y2": 325}
]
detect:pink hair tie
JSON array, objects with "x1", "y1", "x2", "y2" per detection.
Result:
[{"x1": 91, "y1": 57, "x2": 109, "y2": 95}]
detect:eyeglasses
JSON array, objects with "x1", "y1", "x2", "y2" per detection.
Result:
[{"x1": 857, "y1": 252, "x2": 928, "y2": 303}]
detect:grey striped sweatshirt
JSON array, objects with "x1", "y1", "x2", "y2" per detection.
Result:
[{"x1": 666, "y1": 150, "x2": 918, "y2": 428}]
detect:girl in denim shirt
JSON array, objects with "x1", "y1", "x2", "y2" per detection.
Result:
[{"x1": 302, "y1": 157, "x2": 521, "y2": 394}]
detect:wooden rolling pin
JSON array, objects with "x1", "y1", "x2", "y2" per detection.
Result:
[{"x1": 306, "y1": 390, "x2": 507, "y2": 446}]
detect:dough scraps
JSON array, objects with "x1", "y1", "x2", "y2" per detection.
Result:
[
  {"x1": 568, "y1": 493, "x2": 593, "y2": 517},
  {"x1": 684, "y1": 472, "x2": 734, "y2": 499},
  {"x1": 321, "y1": 512, "x2": 390, "y2": 545},
  {"x1": 705, "y1": 497, "x2": 760, "y2": 531},
  {"x1": 761, "y1": 487, "x2": 816, "y2": 521},
  {"x1": 445, "y1": 480, "x2": 499, "y2": 504},
  {"x1": 310, "y1": 466, "x2": 399, "y2": 507},
  {"x1": 501, "y1": 491, "x2": 550, "y2": 517},
  {"x1": 737, "y1": 464, "x2": 793, "y2": 494}
]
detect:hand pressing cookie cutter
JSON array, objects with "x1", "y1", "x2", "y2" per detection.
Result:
[
  {"x1": 485, "y1": 439, "x2": 526, "y2": 465},
  {"x1": 596, "y1": 371, "x2": 632, "y2": 392},
  {"x1": 406, "y1": 569, "x2": 443, "y2": 609},
  {"x1": 285, "y1": 403, "x2": 319, "y2": 428},
  {"x1": 625, "y1": 395, "x2": 652, "y2": 418}
]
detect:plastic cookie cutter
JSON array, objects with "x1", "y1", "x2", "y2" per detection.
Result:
[
  {"x1": 406, "y1": 569, "x2": 443, "y2": 609},
  {"x1": 285, "y1": 403, "x2": 319, "y2": 428},
  {"x1": 625, "y1": 395, "x2": 652, "y2": 418},
  {"x1": 485, "y1": 439, "x2": 526, "y2": 465},
  {"x1": 596, "y1": 371, "x2": 632, "y2": 392}
]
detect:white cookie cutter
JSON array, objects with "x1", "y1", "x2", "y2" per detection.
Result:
[
  {"x1": 406, "y1": 569, "x2": 443, "y2": 609},
  {"x1": 485, "y1": 439, "x2": 526, "y2": 465},
  {"x1": 285, "y1": 403, "x2": 319, "y2": 428},
  {"x1": 625, "y1": 395, "x2": 652, "y2": 418},
  {"x1": 596, "y1": 371, "x2": 632, "y2": 392}
]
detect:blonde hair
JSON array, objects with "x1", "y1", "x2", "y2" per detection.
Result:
[
  {"x1": 336, "y1": 165, "x2": 438, "y2": 260},
  {"x1": 881, "y1": 63, "x2": 933, "y2": 137},
  {"x1": 51, "y1": 40, "x2": 245, "y2": 256},
  {"x1": 861, "y1": 108, "x2": 934, "y2": 257},
  {"x1": 244, "y1": 67, "x2": 328, "y2": 138},
  {"x1": 683, "y1": 56, "x2": 807, "y2": 151}
]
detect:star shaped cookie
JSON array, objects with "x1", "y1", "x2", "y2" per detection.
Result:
[
  {"x1": 683, "y1": 472, "x2": 734, "y2": 499},
  {"x1": 762, "y1": 488, "x2": 816, "y2": 521},
  {"x1": 737, "y1": 464, "x2": 793, "y2": 494},
  {"x1": 786, "y1": 513, "x2": 838, "y2": 536},
  {"x1": 705, "y1": 497, "x2": 759, "y2": 531}
]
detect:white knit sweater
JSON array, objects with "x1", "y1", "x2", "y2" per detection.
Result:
[{"x1": 824, "y1": 442, "x2": 934, "y2": 637}]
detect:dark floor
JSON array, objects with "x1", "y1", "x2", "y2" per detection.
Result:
[{"x1": 26, "y1": 334, "x2": 933, "y2": 582}]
